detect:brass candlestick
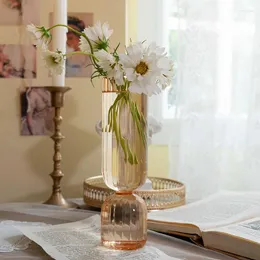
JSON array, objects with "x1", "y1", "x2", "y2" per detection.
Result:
[{"x1": 44, "y1": 86, "x2": 77, "y2": 208}]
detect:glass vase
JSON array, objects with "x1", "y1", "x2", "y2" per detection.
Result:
[{"x1": 101, "y1": 78, "x2": 148, "y2": 250}]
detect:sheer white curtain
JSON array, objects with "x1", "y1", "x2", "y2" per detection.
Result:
[{"x1": 172, "y1": 0, "x2": 260, "y2": 200}]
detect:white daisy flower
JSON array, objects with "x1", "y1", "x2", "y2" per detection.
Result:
[
  {"x1": 157, "y1": 57, "x2": 174, "y2": 89},
  {"x1": 27, "y1": 24, "x2": 50, "y2": 48},
  {"x1": 85, "y1": 21, "x2": 113, "y2": 42},
  {"x1": 108, "y1": 63, "x2": 125, "y2": 86},
  {"x1": 119, "y1": 42, "x2": 174, "y2": 95},
  {"x1": 145, "y1": 42, "x2": 166, "y2": 58},
  {"x1": 95, "y1": 49, "x2": 114, "y2": 71},
  {"x1": 119, "y1": 42, "x2": 162, "y2": 96},
  {"x1": 95, "y1": 49, "x2": 124, "y2": 86},
  {"x1": 79, "y1": 36, "x2": 91, "y2": 53},
  {"x1": 79, "y1": 21, "x2": 113, "y2": 53},
  {"x1": 145, "y1": 42, "x2": 174, "y2": 88},
  {"x1": 42, "y1": 50, "x2": 65, "y2": 75}
]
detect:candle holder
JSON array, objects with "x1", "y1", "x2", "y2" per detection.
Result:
[{"x1": 44, "y1": 86, "x2": 77, "y2": 208}]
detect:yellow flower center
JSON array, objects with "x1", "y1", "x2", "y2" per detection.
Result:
[{"x1": 135, "y1": 61, "x2": 148, "y2": 75}]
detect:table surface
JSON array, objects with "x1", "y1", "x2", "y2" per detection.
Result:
[{"x1": 0, "y1": 201, "x2": 236, "y2": 260}]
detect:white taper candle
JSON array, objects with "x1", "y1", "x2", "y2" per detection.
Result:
[{"x1": 52, "y1": 0, "x2": 67, "y2": 86}]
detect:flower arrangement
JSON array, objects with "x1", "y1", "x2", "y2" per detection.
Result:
[{"x1": 27, "y1": 21, "x2": 174, "y2": 164}]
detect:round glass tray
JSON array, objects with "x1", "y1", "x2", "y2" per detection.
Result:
[{"x1": 83, "y1": 176, "x2": 185, "y2": 210}]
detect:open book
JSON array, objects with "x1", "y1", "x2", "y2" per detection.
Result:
[
  {"x1": 17, "y1": 215, "x2": 177, "y2": 260},
  {"x1": 148, "y1": 191, "x2": 260, "y2": 260}
]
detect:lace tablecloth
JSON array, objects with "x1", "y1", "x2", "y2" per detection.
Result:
[{"x1": 0, "y1": 201, "x2": 236, "y2": 260}]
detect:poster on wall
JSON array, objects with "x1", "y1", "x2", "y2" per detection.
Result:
[
  {"x1": 50, "y1": 12, "x2": 93, "y2": 78},
  {"x1": 0, "y1": 44, "x2": 36, "y2": 78},
  {"x1": 0, "y1": 0, "x2": 40, "y2": 25},
  {"x1": 20, "y1": 87, "x2": 54, "y2": 136}
]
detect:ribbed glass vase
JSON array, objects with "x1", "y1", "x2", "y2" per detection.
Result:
[{"x1": 101, "y1": 78, "x2": 148, "y2": 250}]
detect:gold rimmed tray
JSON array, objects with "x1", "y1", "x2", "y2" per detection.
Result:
[{"x1": 83, "y1": 176, "x2": 185, "y2": 211}]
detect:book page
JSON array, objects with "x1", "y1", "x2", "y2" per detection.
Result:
[
  {"x1": 207, "y1": 218, "x2": 260, "y2": 243},
  {"x1": 16, "y1": 215, "x2": 179, "y2": 260},
  {"x1": 148, "y1": 191, "x2": 260, "y2": 231},
  {"x1": 202, "y1": 218, "x2": 260, "y2": 260}
]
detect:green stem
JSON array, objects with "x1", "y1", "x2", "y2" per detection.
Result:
[
  {"x1": 47, "y1": 24, "x2": 82, "y2": 37},
  {"x1": 65, "y1": 51, "x2": 95, "y2": 57},
  {"x1": 106, "y1": 91, "x2": 146, "y2": 165}
]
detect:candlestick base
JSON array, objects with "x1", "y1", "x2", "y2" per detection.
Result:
[{"x1": 44, "y1": 193, "x2": 78, "y2": 208}]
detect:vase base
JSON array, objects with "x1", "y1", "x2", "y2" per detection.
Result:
[
  {"x1": 102, "y1": 239, "x2": 146, "y2": 250},
  {"x1": 101, "y1": 193, "x2": 147, "y2": 251}
]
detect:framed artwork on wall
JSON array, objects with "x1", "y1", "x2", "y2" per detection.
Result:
[
  {"x1": 20, "y1": 87, "x2": 54, "y2": 136},
  {"x1": 0, "y1": 0, "x2": 40, "y2": 25},
  {"x1": 0, "y1": 44, "x2": 36, "y2": 78}
]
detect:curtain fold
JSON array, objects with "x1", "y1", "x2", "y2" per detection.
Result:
[{"x1": 172, "y1": 0, "x2": 260, "y2": 200}]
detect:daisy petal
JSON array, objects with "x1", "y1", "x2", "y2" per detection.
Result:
[{"x1": 124, "y1": 68, "x2": 136, "y2": 81}]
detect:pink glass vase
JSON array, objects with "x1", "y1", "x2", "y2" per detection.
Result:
[{"x1": 101, "y1": 78, "x2": 148, "y2": 250}]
